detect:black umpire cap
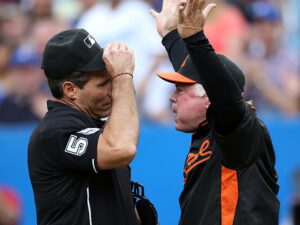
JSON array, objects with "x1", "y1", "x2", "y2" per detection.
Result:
[
  {"x1": 156, "y1": 55, "x2": 245, "y2": 92},
  {"x1": 41, "y1": 29, "x2": 106, "y2": 78}
]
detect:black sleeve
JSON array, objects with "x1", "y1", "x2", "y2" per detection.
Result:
[
  {"x1": 44, "y1": 115, "x2": 102, "y2": 174},
  {"x1": 162, "y1": 29, "x2": 189, "y2": 71},
  {"x1": 55, "y1": 128, "x2": 101, "y2": 173},
  {"x1": 210, "y1": 103, "x2": 264, "y2": 168},
  {"x1": 163, "y1": 29, "x2": 245, "y2": 134}
]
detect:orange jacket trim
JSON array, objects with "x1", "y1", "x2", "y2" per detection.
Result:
[{"x1": 221, "y1": 166, "x2": 238, "y2": 225}]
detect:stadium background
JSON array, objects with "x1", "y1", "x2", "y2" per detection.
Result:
[
  {"x1": 0, "y1": 0, "x2": 299, "y2": 224},
  {"x1": 1, "y1": 118, "x2": 300, "y2": 225}
]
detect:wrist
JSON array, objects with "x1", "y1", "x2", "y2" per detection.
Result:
[
  {"x1": 112, "y1": 73, "x2": 133, "y2": 81},
  {"x1": 182, "y1": 30, "x2": 206, "y2": 43},
  {"x1": 179, "y1": 28, "x2": 203, "y2": 39},
  {"x1": 162, "y1": 28, "x2": 177, "y2": 38},
  {"x1": 162, "y1": 29, "x2": 180, "y2": 48}
]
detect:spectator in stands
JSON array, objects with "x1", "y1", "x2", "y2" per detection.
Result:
[
  {"x1": 229, "y1": 0, "x2": 300, "y2": 51},
  {"x1": 0, "y1": 4, "x2": 29, "y2": 48},
  {"x1": 203, "y1": 0, "x2": 249, "y2": 61},
  {"x1": 29, "y1": 18, "x2": 68, "y2": 55},
  {"x1": 0, "y1": 4, "x2": 30, "y2": 109},
  {"x1": 242, "y1": 0, "x2": 300, "y2": 117},
  {"x1": 0, "y1": 0, "x2": 20, "y2": 6},
  {"x1": 277, "y1": 0, "x2": 300, "y2": 50},
  {"x1": 28, "y1": 0, "x2": 52, "y2": 20},
  {"x1": 0, "y1": 45, "x2": 50, "y2": 123},
  {"x1": 226, "y1": 0, "x2": 257, "y2": 22},
  {"x1": 0, "y1": 40, "x2": 12, "y2": 98}
]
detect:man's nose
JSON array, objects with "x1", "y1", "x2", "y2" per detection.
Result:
[{"x1": 169, "y1": 92, "x2": 177, "y2": 103}]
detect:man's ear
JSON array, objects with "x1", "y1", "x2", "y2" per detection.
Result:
[
  {"x1": 62, "y1": 81, "x2": 77, "y2": 100},
  {"x1": 205, "y1": 96, "x2": 211, "y2": 109}
]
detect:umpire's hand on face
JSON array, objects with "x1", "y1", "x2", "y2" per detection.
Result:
[
  {"x1": 177, "y1": 0, "x2": 216, "y2": 38},
  {"x1": 97, "y1": 41, "x2": 138, "y2": 170},
  {"x1": 103, "y1": 41, "x2": 135, "y2": 78}
]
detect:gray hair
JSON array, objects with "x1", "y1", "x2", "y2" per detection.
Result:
[{"x1": 194, "y1": 83, "x2": 206, "y2": 97}]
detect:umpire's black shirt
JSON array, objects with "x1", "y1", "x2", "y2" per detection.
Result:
[{"x1": 28, "y1": 100, "x2": 139, "y2": 225}]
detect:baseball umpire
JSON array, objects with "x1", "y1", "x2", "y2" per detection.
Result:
[
  {"x1": 28, "y1": 29, "x2": 141, "y2": 225},
  {"x1": 151, "y1": 0, "x2": 280, "y2": 224}
]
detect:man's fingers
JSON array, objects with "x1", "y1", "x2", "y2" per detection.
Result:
[
  {"x1": 103, "y1": 43, "x2": 112, "y2": 58},
  {"x1": 119, "y1": 43, "x2": 128, "y2": 51},
  {"x1": 111, "y1": 41, "x2": 121, "y2": 51},
  {"x1": 185, "y1": 0, "x2": 195, "y2": 16},
  {"x1": 149, "y1": 9, "x2": 159, "y2": 18},
  {"x1": 104, "y1": 43, "x2": 111, "y2": 51},
  {"x1": 198, "y1": 0, "x2": 206, "y2": 10},
  {"x1": 178, "y1": 0, "x2": 187, "y2": 23},
  {"x1": 178, "y1": 5, "x2": 184, "y2": 24},
  {"x1": 203, "y1": 3, "x2": 216, "y2": 20},
  {"x1": 179, "y1": 0, "x2": 187, "y2": 9}
]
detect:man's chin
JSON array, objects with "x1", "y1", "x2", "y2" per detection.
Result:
[
  {"x1": 175, "y1": 123, "x2": 196, "y2": 133},
  {"x1": 99, "y1": 111, "x2": 111, "y2": 119},
  {"x1": 95, "y1": 108, "x2": 111, "y2": 119}
]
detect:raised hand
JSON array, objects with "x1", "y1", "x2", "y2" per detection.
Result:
[
  {"x1": 178, "y1": 0, "x2": 216, "y2": 39},
  {"x1": 102, "y1": 41, "x2": 135, "y2": 78},
  {"x1": 150, "y1": 0, "x2": 180, "y2": 38}
]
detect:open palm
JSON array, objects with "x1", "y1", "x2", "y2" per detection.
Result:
[
  {"x1": 150, "y1": 0, "x2": 180, "y2": 37},
  {"x1": 177, "y1": 0, "x2": 216, "y2": 38}
]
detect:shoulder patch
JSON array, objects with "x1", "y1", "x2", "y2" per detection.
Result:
[
  {"x1": 65, "y1": 135, "x2": 88, "y2": 156},
  {"x1": 77, "y1": 128, "x2": 100, "y2": 135}
]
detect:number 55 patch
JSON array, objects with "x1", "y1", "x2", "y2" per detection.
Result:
[{"x1": 65, "y1": 135, "x2": 88, "y2": 156}]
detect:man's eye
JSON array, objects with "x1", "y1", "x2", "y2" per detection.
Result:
[
  {"x1": 98, "y1": 80, "x2": 109, "y2": 87},
  {"x1": 104, "y1": 79, "x2": 112, "y2": 86}
]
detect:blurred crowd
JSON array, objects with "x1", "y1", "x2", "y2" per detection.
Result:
[
  {"x1": 0, "y1": 1, "x2": 299, "y2": 224},
  {"x1": 0, "y1": 0, "x2": 299, "y2": 125}
]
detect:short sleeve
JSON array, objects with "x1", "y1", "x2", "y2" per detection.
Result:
[
  {"x1": 46, "y1": 127, "x2": 102, "y2": 174},
  {"x1": 207, "y1": 104, "x2": 265, "y2": 169}
]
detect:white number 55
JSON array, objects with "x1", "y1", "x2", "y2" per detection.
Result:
[{"x1": 65, "y1": 135, "x2": 88, "y2": 156}]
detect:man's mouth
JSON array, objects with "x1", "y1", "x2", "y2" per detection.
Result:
[
  {"x1": 172, "y1": 106, "x2": 177, "y2": 115},
  {"x1": 102, "y1": 103, "x2": 111, "y2": 109},
  {"x1": 172, "y1": 110, "x2": 178, "y2": 118}
]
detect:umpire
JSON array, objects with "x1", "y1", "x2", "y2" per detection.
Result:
[
  {"x1": 28, "y1": 29, "x2": 140, "y2": 225},
  {"x1": 151, "y1": 0, "x2": 280, "y2": 224}
]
